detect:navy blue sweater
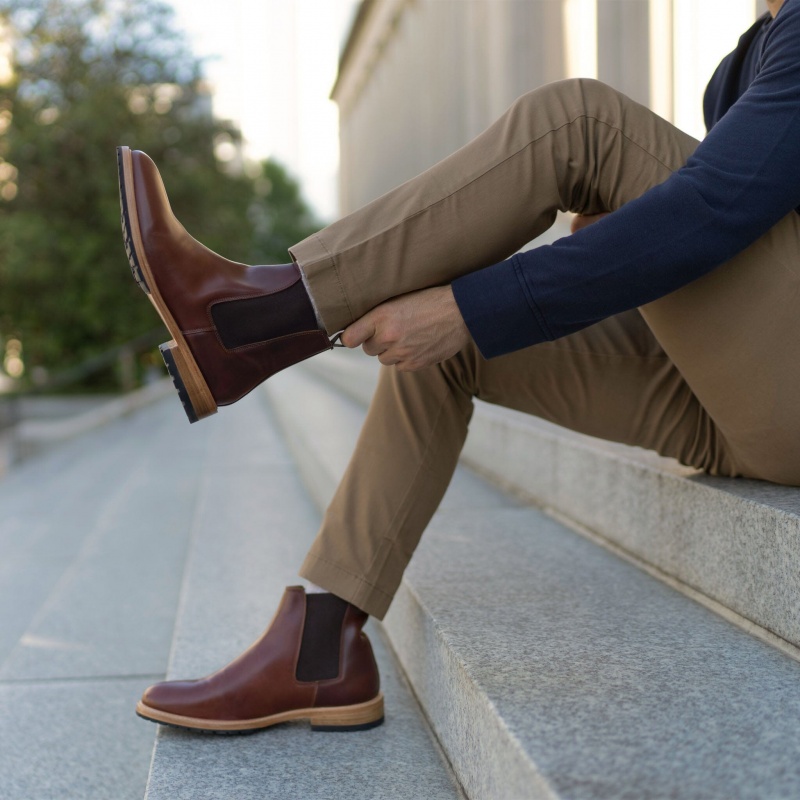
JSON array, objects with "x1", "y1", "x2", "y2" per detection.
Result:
[{"x1": 452, "y1": 0, "x2": 800, "y2": 358}]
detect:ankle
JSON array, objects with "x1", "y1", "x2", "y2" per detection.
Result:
[
  {"x1": 210, "y1": 264, "x2": 320, "y2": 349},
  {"x1": 296, "y1": 263, "x2": 326, "y2": 330},
  {"x1": 296, "y1": 592, "x2": 354, "y2": 682}
]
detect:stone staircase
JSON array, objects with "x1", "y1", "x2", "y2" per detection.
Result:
[{"x1": 2, "y1": 349, "x2": 800, "y2": 799}]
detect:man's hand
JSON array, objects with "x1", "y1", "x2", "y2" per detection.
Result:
[{"x1": 341, "y1": 285, "x2": 470, "y2": 371}]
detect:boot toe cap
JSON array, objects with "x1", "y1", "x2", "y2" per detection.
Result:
[{"x1": 140, "y1": 679, "x2": 197, "y2": 715}]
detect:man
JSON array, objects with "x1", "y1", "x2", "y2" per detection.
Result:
[{"x1": 119, "y1": 0, "x2": 799, "y2": 733}]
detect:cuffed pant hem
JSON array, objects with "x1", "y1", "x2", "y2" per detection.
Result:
[
  {"x1": 289, "y1": 233, "x2": 354, "y2": 335},
  {"x1": 299, "y1": 551, "x2": 395, "y2": 620}
]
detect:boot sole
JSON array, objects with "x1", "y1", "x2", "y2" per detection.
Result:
[
  {"x1": 135, "y1": 692, "x2": 384, "y2": 734},
  {"x1": 117, "y1": 146, "x2": 217, "y2": 424}
]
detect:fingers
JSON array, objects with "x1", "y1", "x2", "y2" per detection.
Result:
[
  {"x1": 337, "y1": 287, "x2": 467, "y2": 371},
  {"x1": 341, "y1": 312, "x2": 391, "y2": 358},
  {"x1": 363, "y1": 339, "x2": 386, "y2": 357},
  {"x1": 342, "y1": 305, "x2": 402, "y2": 357},
  {"x1": 340, "y1": 313, "x2": 376, "y2": 349},
  {"x1": 342, "y1": 314, "x2": 406, "y2": 365}
]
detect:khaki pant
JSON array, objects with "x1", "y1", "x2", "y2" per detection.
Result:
[{"x1": 289, "y1": 79, "x2": 800, "y2": 619}]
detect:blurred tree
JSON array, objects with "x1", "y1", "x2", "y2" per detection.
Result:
[
  {"x1": 0, "y1": 0, "x2": 318, "y2": 387},
  {"x1": 248, "y1": 159, "x2": 322, "y2": 264}
]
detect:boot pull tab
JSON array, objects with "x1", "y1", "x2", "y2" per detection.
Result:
[{"x1": 329, "y1": 332, "x2": 346, "y2": 348}]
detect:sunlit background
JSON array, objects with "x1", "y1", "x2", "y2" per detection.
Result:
[{"x1": 166, "y1": 0, "x2": 359, "y2": 221}]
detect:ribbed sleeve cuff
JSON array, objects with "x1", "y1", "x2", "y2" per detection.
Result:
[{"x1": 451, "y1": 255, "x2": 552, "y2": 359}]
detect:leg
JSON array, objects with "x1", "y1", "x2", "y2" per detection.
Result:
[
  {"x1": 301, "y1": 309, "x2": 727, "y2": 619},
  {"x1": 641, "y1": 210, "x2": 800, "y2": 484},
  {"x1": 292, "y1": 78, "x2": 698, "y2": 332},
  {"x1": 294, "y1": 77, "x2": 800, "y2": 483}
]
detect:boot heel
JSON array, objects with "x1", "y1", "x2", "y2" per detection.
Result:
[
  {"x1": 160, "y1": 340, "x2": 217, "y2": 424},
  {"x1": 309, "y1": 694, "x2": 385, "y2": 732}
]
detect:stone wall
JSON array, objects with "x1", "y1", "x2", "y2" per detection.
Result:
[{"x1": 332, "y1": 0, "x2": 763, "y2": 215}]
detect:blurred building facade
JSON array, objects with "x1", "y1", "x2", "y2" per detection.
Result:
[{"x1": 332, "y1": 0, "x2": 764, "y2": 215}]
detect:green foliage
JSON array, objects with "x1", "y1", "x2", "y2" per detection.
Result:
[
  {"x1": 0, "y1": 0, "x2": 318, "y2": 386},
  {"x1": 248, "y1": 159, "x2": 322, "y2": 264}
]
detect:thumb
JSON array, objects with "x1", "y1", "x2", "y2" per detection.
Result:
[{"x1": 340, "y1": 312, "x2": 376, "y2": 349}]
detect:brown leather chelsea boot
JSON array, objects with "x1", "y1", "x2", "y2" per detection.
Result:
[
  {"x1": 117, "y1": 146, "x2": 335, "y2": 424},
  {"x1": 136, "y1": 587, "x2": 383, "y2": 733}
]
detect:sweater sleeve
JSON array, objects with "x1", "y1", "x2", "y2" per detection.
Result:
[{"x1": 452, "y1": 0, "x2": 800, "y2": 359}]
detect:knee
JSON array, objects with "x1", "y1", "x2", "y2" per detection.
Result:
[{"x1": 511, "y1": 77, "x2": 620, "y2": 120}]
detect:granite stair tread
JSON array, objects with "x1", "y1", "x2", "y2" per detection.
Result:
[{"x1": 0, "y1": 395, "x2": 213, "y2": 800}]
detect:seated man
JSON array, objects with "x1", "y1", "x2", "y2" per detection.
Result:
[{"x1": 118, "y1": 0, "x2": 799, "y2": 734}]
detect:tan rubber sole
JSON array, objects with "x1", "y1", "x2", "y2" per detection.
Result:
[
  {"x1": 117, "y1": 145, "x2": 217, "y2": 423},
  {"x1": 135, "y1": 692, "x2": 384, "y2": 733}
]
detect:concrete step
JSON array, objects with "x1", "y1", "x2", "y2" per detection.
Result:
[
  {"x1": 143, "y1": 390, "x2": 465, "y2": 800},
  {"x1": 265, "y1": 359, "x2": 800, "y2": 800},
  {"x1": 301, "y1": 350, "x2": 800, "y2": 657},
  {"x1": 11, "y1": 377, "x2": 174, "y2": 462},
  {"x1": 0, "y1": 394, "x2": 211, "y2": 800}
]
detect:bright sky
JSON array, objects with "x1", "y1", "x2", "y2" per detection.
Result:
[{"x1": 166, "y1": 0, "x2": 359, "y2": 221}]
